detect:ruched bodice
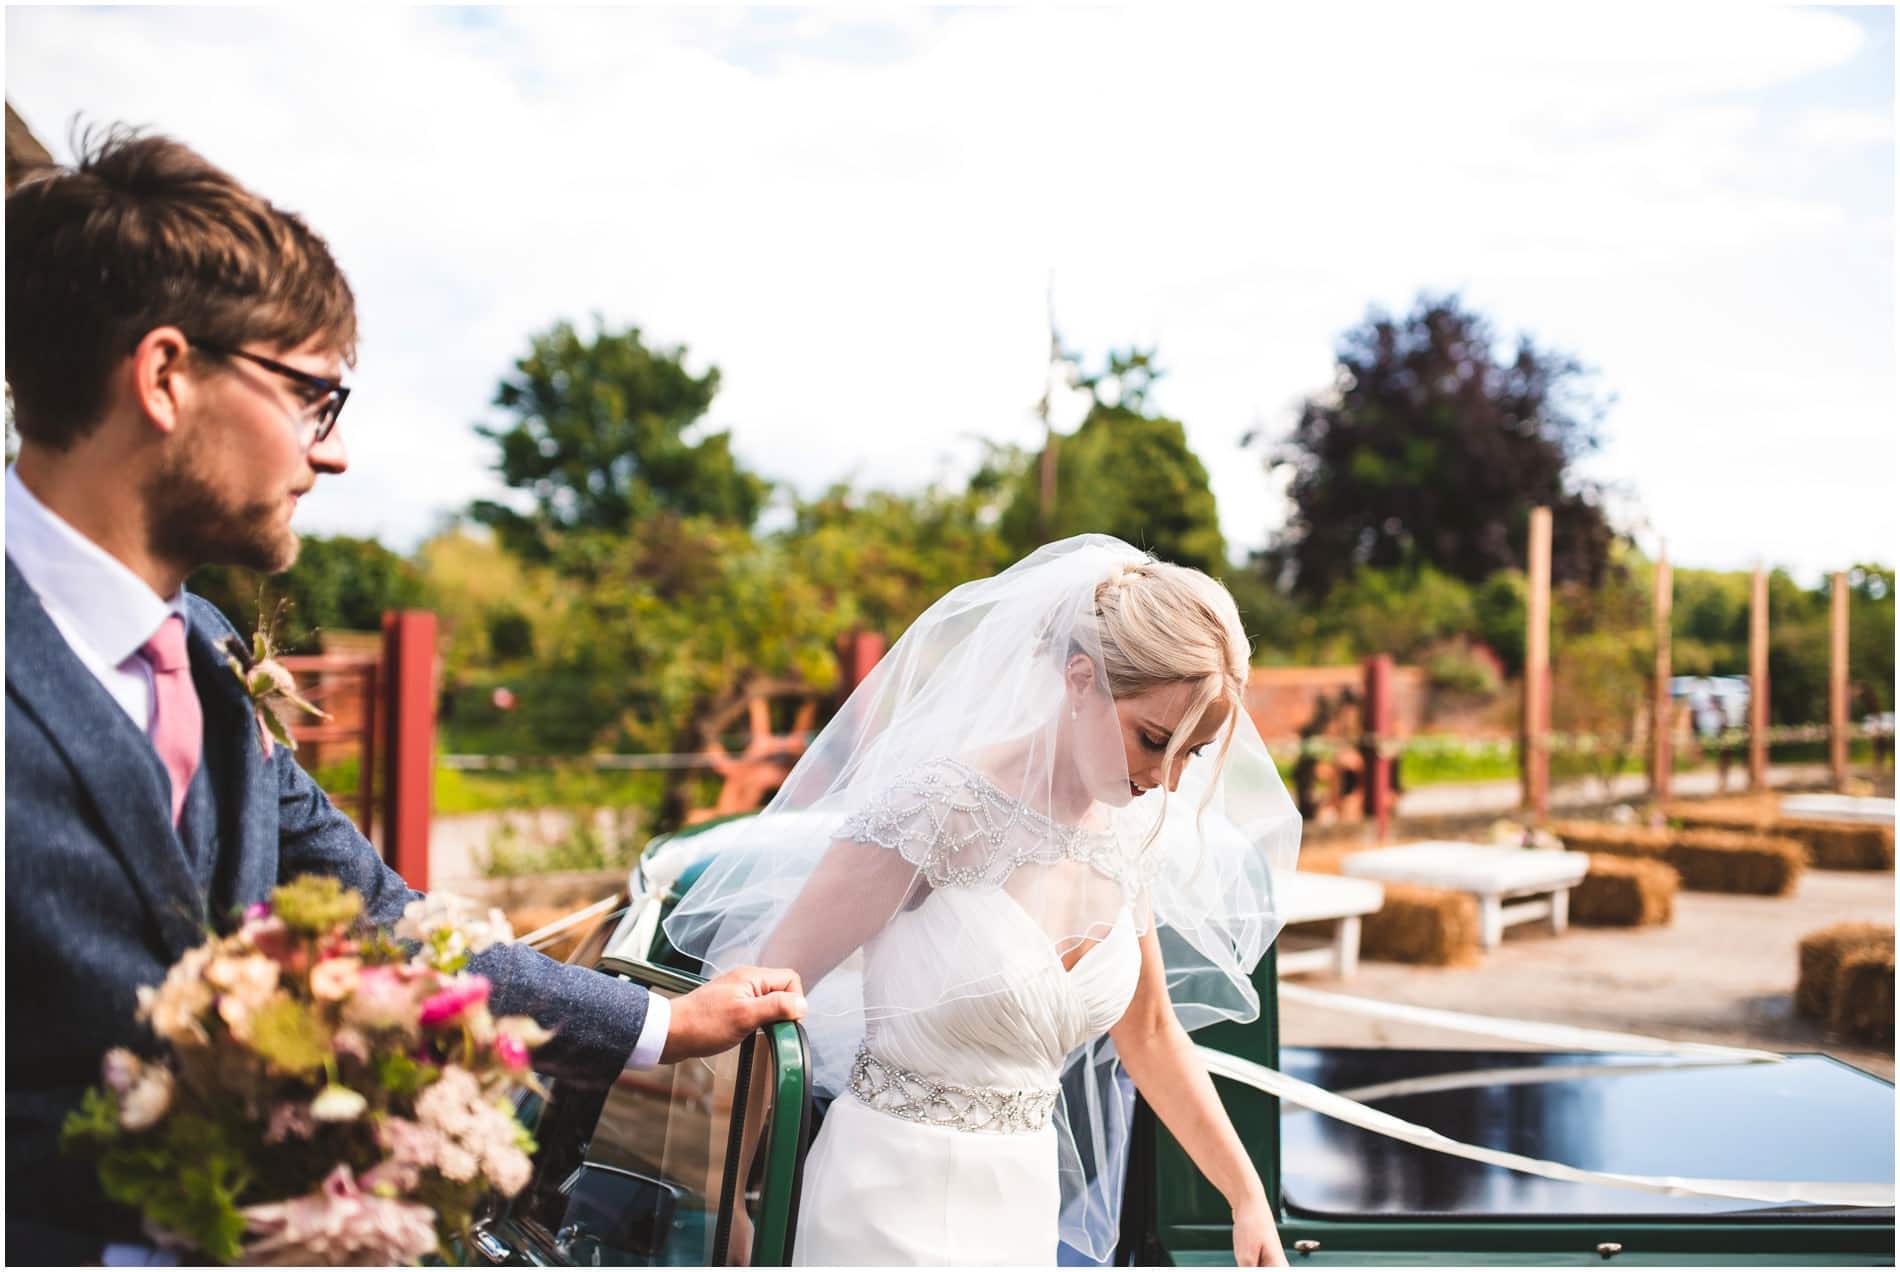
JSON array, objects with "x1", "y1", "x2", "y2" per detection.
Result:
[{"x1": 861, "y1": 887, "x2": 1140, "y2": 1090}]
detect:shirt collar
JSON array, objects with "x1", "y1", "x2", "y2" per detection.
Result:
[{"x1": 5, "y1": 466, "x2": 191, "y2": 666}]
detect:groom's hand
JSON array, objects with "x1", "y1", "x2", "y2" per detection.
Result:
[{"x1": 659, "y1": 965, "x2": 807, "y2": 1063}]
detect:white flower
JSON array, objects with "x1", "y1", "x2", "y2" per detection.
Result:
[
  {"x1": 102, "y1": 1047, "x2": 143, "y2": 1095},
  {"x1": 310, "y1": 1084, "x2": 368, "y2": 1123},
  {"x1": 119, "y1": 1063, "x2": 175, "y2": 1131},
  {"x1": 395, "y1": 894, "x2": 513, "y2": 957},
  {"x1": 415, "y1": 1065, "x2": 534, "y2": 1194},
  {"x1": 494, "y1": 1015, "x2": 555, "y2": 1050},
  {"x1": 309, "y1": 957, "x2": 361, "y2": 1002},
  {"x1": 136, "y1": 944, "x2": 214, "y2": 1046}
]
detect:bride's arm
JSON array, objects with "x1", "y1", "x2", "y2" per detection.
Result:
[
  {"x1": 754, "y1": 835, "x2": 922, "y2": 981},
  {"x1": 721, "y1": 835, "x2": 922, "y2": 1264},
  {"x1": 1109, "y1": 926, "x2": 1288, "y2": 1269}
]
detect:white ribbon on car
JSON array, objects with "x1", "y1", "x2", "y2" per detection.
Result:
[
  {"x1": 1195, "y1": 1046, "x2": 1893, "y2": 1208},
  {"x1": 1193, "y1": 985, "x2": 1891, "y2": 1208},
  {"x1": 1276, "y1": 982, "x2": 1787, "y2": 1064}
]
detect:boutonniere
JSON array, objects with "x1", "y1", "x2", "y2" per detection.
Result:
[{"x1": 220, "y1": 599, "x2": 330, "y2": 756}]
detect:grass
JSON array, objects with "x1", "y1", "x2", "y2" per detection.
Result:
[
  {"x1": 433, "y1": 766, "x2": 666, "y2": 816},
  {"x1": 305, "y1": 754, "x2": 668, "y2": 817}
]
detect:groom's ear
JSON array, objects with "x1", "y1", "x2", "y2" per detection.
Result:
[{"x1": 128, "y1": 326, "x2": 194, "y2": 438}]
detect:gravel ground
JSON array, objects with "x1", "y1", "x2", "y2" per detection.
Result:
[{"x1": 1279, "y1": 864, "x2": 1895, "y2": 1081}]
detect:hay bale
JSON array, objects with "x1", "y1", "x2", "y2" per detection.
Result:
[
  {"x1": 1796, "y1": 922, "x2": 1895, "y2": 1020},
  {"x1": 1671, "y1": 802, "x2": 1894, "y2": 872},
  {"x1": 1547, "y1": 821, "x2": 1672, "y2": 860},
  {"x1": 1667, "y1": 829, "x2": 1804, "y2": 895},
  {"x1": 1295, "y1": 846, "x2": 1351, "y2": 876},
  {"x1": 1830, "y1": 947, "x2": 1896, "y2": 1046},
  {"x1": 1786, "y1": 819, "x2": 1895, "y2": 872},
  {"x1": 1359, "y1": 882, "x2": 1481, "y2": 966},
  {"x1": 1570, "y1": 854, "x2": 1678, "y2": 926},
  {"x1": 1555, "y1": 819, "x2": 1802, "y2": 894}
]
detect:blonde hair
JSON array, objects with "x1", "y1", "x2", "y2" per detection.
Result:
[{"x1": 1093, "y1": 557, "x2": 1251, "y2": 823}]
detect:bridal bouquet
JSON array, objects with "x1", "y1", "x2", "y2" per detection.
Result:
[{"x1": 61, "y1": 877, "x2": 552, "y2": 1265}]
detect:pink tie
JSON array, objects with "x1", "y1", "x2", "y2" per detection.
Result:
[{"x1": 141, "y1": 615, "x2": 203, "y2": 825}]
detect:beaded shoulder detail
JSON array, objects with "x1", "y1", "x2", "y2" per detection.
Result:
[{"x1": 836, "y1": 756, "x2": 1154, "y2": 893}]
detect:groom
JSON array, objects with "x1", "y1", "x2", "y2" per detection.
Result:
[{"x1": 4, "y1": 128, "x2": 806, "y2": 1262}]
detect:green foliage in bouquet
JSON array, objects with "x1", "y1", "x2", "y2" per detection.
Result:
[{"x1": 61, "y1": 877, "x2": 552, "y2": 1265}]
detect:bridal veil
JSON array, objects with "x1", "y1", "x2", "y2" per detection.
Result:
[{"x1": 664, "y1": 534, "x2": 1301, "y2": 1260}]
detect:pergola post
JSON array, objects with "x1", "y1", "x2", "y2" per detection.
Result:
[
  {"x1": 1523, "y1": 508, "x2": 1552, "y2": 818},
  {"x1": 1830, "y1": 571, "x2": 1850, "y2": 789},
  {"x1": 1362, "y1": 654, "x2": 1395, "y2": 843},
  {"x1": 381, "y1": 610, "x2": 437, "y2": 891},
  {"x1": 1748, "y1": 566, "x2": 1770, "y2": 792},
  {"x1": 1651, "y1": 550, "x2": 1673, "y2": 802}
]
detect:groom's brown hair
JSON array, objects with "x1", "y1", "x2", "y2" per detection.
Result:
[{"x1": 5, "y1": 123, "x2": 357, "y2": 449}]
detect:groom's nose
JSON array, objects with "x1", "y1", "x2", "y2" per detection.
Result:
[{"x1": 308, "y1": 425, "x2": 348, "y2": 475}]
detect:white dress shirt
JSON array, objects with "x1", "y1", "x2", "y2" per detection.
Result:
[
  {"x1": 5, "y1": 467, "x2": 189, "y2": 733},
  {"x1": 3, "y1": 465, "x2": 669, "y2": 1068}
]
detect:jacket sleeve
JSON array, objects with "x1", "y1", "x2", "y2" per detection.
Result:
[{"x1": 273, "y1": 747, "x2": 649, "y2": 1085}]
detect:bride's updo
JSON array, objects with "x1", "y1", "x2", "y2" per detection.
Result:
[{"x1": 1092, "y1": 559, "x2": 1252, "y2": 810}]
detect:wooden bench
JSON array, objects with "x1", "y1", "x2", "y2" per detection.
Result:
[
  {"x1": 1339, "y1": 841, "x2": 1589, "y2": 950},
  {"x1": 1273, "y1": 871, "x2": 1386, "y2": 978}
]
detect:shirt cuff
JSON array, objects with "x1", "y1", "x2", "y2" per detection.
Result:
[{"x1": 624, "y1": 990, "x2": 671, "y2": 1070}]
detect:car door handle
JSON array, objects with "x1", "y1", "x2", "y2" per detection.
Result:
[{"x1": 468, "y1": 1225, "x2": 515, "y2": 1264}]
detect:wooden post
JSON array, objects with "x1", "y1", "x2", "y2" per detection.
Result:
[
  {"x1": 358, "y1": 661, "x2": 378, "y2": 842},
  {"x1": 381, "y1": 610, "x2": 437, "y2": 890},
  {"x1": 1523, "y1": 508, "x2": 1552, "y2": 818},
  {"x1": 1749, "y1": 566, "x2": 1770, "y2": 792},
  {"x1": 835, "y1": 629, "x2": 888, "y2": 699},
  {"x1": 1651, "y1": 550, "x2": 1673, "y2": 802},
  {"x1": 1361, "y1": 654, "x2": 1394, "y2": 843},
  {"x1": 1830, "y1": 571, "x2": 1850, "y2": 789}
]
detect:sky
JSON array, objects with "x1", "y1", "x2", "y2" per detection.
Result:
[{"x1": 6, "y1": 4, "x2": 1894, "y2": 584}]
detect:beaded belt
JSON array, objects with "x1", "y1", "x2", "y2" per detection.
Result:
[{"x1": 847, "y1": 1045, "x2": 1058, "y2": 1136}]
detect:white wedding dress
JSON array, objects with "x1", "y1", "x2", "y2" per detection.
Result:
[
  {"x1": 790, "y1": 760, "x2": 1145, "y2": 1266},
  {"x1": 664, "y1": 538, "x2": 1301, "y2": 1267}
]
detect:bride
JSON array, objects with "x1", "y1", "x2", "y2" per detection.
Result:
[{"x1": 666, "y1": 535, "x2": 1301, "y2": 1266}]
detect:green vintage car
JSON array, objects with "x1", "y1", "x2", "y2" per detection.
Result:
[{"x1": 469, "y1": 821, "x2": 1895, "y2": 1267}]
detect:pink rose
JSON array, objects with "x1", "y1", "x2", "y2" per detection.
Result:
[
  {"x1": 242, "y1": 915, "x2": 299, "y2": 969},
  {"x1": 495, "y1": 1035, "x2": 530, "y2": 1071},
  {"x1": 239, "y1": 1164, "x2": 437, "y2": 1266},
  {"x1": 344, "y1": 966, "x2": 420, "y2": 1032},
  {"x1": 418, "y1": 975, "x2": 491, "y2": 1029},
  {"x1": 309, "y1": 957, "x2": 361, "y2": 1002}
]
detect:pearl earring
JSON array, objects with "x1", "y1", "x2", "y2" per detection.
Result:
[{"x1": 1070, "y1": 706, "x2": 1079, "y2": 722}]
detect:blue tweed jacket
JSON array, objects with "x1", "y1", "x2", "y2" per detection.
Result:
[{"x1": 4, "y1": 557, "x2": 650, "y2": 1260}]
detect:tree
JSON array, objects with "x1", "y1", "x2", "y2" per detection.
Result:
[
  {"x1": 470, "y1": 318, "x2": 767, "y2": 560},
  {"x1": 1001, "y1": 348, "x2": 1226, "y2": 573},
  {"x1": 1264, "y1": 293, "x2": 1616, "y2": 597},
  {"x1": 189, "y1": 535, "x2": 425, "y2": 653},
  {"x1": 414, "y1": 527, "x2": 570, "y2": 680},
  {"x1": 1845, "y1": 564, "x2": 1895, "y2": 716},
  {"x1": 789, "y1": 482, "x2": 1013, "y2": 637}
]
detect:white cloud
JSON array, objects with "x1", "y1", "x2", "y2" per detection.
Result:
[
  {"x1": 5, "y1": 4, "x2": 1890, "y2": 582},
  {"x1": 1792, "y1": 105, "x2": 1895, "y2": 150}
]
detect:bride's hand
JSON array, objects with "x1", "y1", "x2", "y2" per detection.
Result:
[{"x1": 1232, "y1": 1197, "x2": 1288, "y2": 1267}]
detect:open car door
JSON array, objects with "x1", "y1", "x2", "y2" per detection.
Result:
[
  {"x1": 1122, "y1": 947, "x2": 1895, "y2": 1267},
  {"x1": 470, "y1": 957, "x2": 813, "y2": 1267}
]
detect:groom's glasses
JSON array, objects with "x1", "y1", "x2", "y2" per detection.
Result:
[{"x1": 189, "y1": 340, "x2": 351, "y2": 446}]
